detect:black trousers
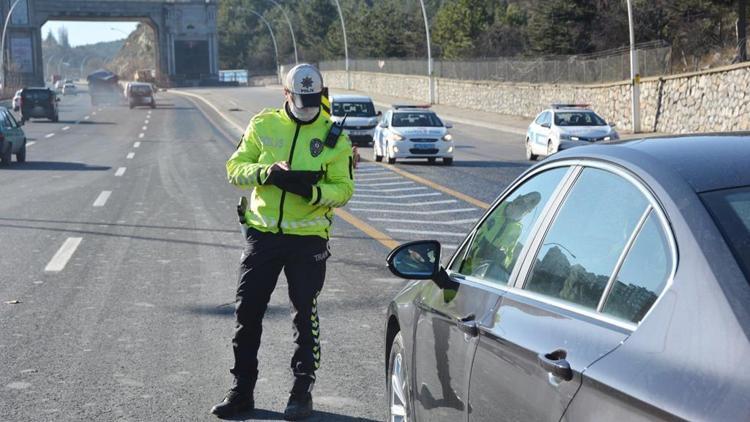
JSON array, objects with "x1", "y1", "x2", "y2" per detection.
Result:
[{"x1": 231, "y1": 228, "x2": 329, "y2": 382}]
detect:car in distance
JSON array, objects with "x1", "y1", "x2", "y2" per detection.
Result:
[
  {"x1": 384, "y1": 134, "x2": 750, "y2": 421},
  {"x1": 330, "y1": 94, "x2": 380, "y2": 147},
  {"x1": 526, "y1": 104, "x2": 619, "y2": 160},
  {"x1": 0, "y1": 106, "x2": 28, "y2": 165},
  {"x1": 373, "y1": 105, "x2": 454, "y2": 165},
  {"x1": 12, "y1": 89, "x2": 22, "y2": 112},
  {"x1": 126, "y1": 82, "x2": 156, "y2": 109},
  {"x1": 19, "y1": 87, "x2": 59, "y2": 123},
  {"x1": 62, "y1": 82, "x2": 77, "y2": 96}
]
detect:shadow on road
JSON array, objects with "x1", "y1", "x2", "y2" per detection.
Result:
[
  {"x1": 218, "y1": 408, "x2": 380, "y2": 421},
  {"x1": 0, "y1": 161, "x2": 111, "y2": 171},
  {"x1": 77, "y1": 121, "x2": 117, "y2": 125},
  {"x1": 181, "y1": 304, "x2": 289, "y2": 320}
]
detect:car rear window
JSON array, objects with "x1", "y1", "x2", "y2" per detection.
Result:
[
  {"x1": 702, "y1": 187, "x2": 750, "y2": 283},
  {"x1": 131, "y1": 86, "x2": 152, "y2": 95},
  {"x1": 332, "y1": 101, "x2": 374, "y2": 117},
  {"x1": 392, "y1": 112, "x2": 443, "y2": 127},
  {"x1": 23, "y1": 90, "x2": 51, "y2": 101}
]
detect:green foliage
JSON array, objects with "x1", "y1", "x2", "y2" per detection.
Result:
[{"x1": 216, "y1": 0, "x2": 747, "y2": 73}]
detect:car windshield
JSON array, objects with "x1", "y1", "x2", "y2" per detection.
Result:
[
  {"x1": 23, "y1": 90, "x2": 51, "y2": 101},
  {"x1": 554, "y1": 111, "x2": 607, "y2": 126},
  {"x1": 332, "y1": 101, "x2": 375, "y2": 117},
  {"x1": 702, "y1": 186, "x2": 750, "y2": 283},
  {"x1": 391, "y1": 112, "x2": 443, "y2": 127}
]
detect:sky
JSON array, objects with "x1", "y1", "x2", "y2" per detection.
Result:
[{"x1": 42, "y1": 21, "x2": 139, "y2": 47}]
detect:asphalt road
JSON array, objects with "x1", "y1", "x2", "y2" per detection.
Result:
[{"x1": 0, "y1": 86, "x2": 530, "y2": 421}]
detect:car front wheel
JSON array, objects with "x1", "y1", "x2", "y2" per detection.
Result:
[
  {"x1": 16, "y1": 140, "x2": 26, "y2": 163},
  {"x1": 388, "y1": 332, "x2": 411, "y2": 422},
  {"x1": 374, "y1": 145, "x2": 383, "y2": 162},
  {"x1": 546, "y1": 140, "x2": 555, "y2": 156},
  {"x1": 0, "y1": 143, "x2": 12, "y2": 165}
]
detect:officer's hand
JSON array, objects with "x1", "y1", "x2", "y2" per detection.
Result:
[
  {"x1": 276, "y1": 180, "x2": 313, "y2": 199},
  {"x1": 264, "y1": 161, "x2": 290, "y2": 185}
]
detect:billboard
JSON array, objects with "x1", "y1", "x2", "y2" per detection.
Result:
[{"x1": 10, "y1": 36, "x2": 33, "y2": 73}]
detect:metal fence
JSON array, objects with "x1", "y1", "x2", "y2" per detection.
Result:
[{"x1": 319, "y1": 41, "x2": 672, "y2": 85}]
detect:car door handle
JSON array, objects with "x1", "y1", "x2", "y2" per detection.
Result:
[
  {"x1": 538, "y1": 349, "x2": 573, "y2": 381},
  {"x1": 456, "y1": 314, "x2": 479, "y2": 337}
]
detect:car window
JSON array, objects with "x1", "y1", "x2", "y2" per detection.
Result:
[
  {"x1": 534, "y1": 113, "x2": 546, "y2": 125},
  {"x1": 23, "y1": 90, "x2": 50, "y2": 101},
  {"x1": 391, "y1": 112, "x2": 443, "y2": 127},
  {"x1": 601, "y1": 212, "x2": 672, "y2": 323},
  {"x1": 454, "y1": 167, "x2": 568, "y2": 286},
  {"x1": 5, "y1": 110, "x2": 18, "y2": 128},
  {"x1": 332, "y1": 101, "x2": 375, "y2": 117},
  {"x1": 0, "y1": 110, "x2": 13, "y2": 128},
  {"x1": 524, "y1": 168, "x2": 649, "y2": 310},
  {"x1": 555, "y1": 111, "x2": 607, "y2": 127},
  {"x1": 702, "y1": 186, "x2": 750, "y2": 283}
]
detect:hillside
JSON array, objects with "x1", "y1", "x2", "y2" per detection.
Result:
[{"x1": 107, "y1": 23, "x2": 157, "y2": 81}]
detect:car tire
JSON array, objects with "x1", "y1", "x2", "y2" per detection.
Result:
[
  {"x1": 526, "y1": 138, "x2": 538, "y2": 161},
  {"x1": 16, "y1": 140, "x2": 26, "y2": 163},
  {"x1": 0, "y1": 143, "x2": 12, "y2": 165},
  {"x1": 387, "y1": 332, "x2": 412, "y2": 422},
  {"x1": 427, "y1": 157, "x2": 436, "y2": 164},
  {"x1": 443, "y1": 157, "x2": 453, "y2": 166},
  {"x1": 546, "y1": 140, "x2": 555, "y2": 157},
  {"x1": 51, "y1": 115, "x2": 59, "y2": 123}
]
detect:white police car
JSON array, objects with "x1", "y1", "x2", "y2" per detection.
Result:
[
  {"x1": 525, "y1": 104, "x2": 619, "y2": 161},
  {"x1": 373, "y1": 105, "x2": 454, "y2": 165}
]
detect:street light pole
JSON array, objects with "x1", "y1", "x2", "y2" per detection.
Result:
[
  {"x1": 80, "y1": 55, "x2": 93, "y2": 79},
  {"x1": 46, "y1": 53, "x2": 58, "y2": 82},
  {"x1": 418, "y1": 0, "x2": 434, "y2": 104},
  {"x1": 267, "y1": 0, "x2": 298, "y2": 65},
  {"x1": 246, "y1": 9, "x2": 281, "y2": 85},
  {"x1": 332, "y1": 0, "x2": 350, "y2": 90},
  {"x1": 0, "y1": 0, "x2": 22, "y2": 92},
  {"x1": 626, "y1": 0, "x2": 641, "y2": 133}
]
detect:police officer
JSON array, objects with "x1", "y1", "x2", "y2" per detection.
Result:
[{"x1": 211, "y1": 64, "x2": 354, "y2": 420}]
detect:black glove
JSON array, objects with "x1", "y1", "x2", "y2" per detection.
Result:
[
  {"x1": 275, "y1": 179, "x2": 314, "y2": 199},
  {"x1": 264, "y1": 169, "x2": 323, "y2": 186}
]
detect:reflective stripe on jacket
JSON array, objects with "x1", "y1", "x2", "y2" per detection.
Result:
[{"x1": 226, "y1": 106, "x2": 354, "y2": 239}]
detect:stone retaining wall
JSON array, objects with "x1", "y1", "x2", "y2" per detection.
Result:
[{"x1": 323, "y1": 62, "x2": 750, "y2": 134}]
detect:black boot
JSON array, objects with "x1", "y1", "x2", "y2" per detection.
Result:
[
  {"x1": 210, "y1": 377, "x2": 256, "y2": 418},
  {"x1": 283, "y1": 375, "x2": 315, "y2": 421}
]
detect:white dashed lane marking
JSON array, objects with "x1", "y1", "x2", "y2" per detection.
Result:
[
  {"x1": 93, "y1": 191, "x2": 112, "y2": 207},
  {"x1": 26, "y1": 141, "x2": 36, "y2": 147},
  {"x1": 115, "y1": 167, "x2": 127, "y2": 177},
  {"x1": 84, "y1": 116, "x2": 90, "y2": 120},
  {"x1": 45, "y1": 133, "x2": 55, "y2": 138},
  {"x1": 133, "y1": 142, "x2": 141, "y2": 148},
  {"x1": 62, "y1": 126, "x2": 70, "y2": 131},
  {"x1": 144, "y1": 120, "x2": 149, "y2": 124},
  {"x1": 126, "y1": 152, "x2": 135, "y2": 159},
  {"x1": 138, "y1": 133, "x2": 144, "y2": 138},
  {"x1": 44, "y1": 237, "x2": 83, "y2": 272},
  {"x1": 141, "y1": 126, "x2": 147, "y2": 131},
  {"x1": 357, "y1": 181, "x2": 415, "y2": 187}
]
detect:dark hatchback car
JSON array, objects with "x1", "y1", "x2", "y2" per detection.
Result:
[
  {"x1": 19, "y1": 87, "x2": 59, "y2": 122},
  {"x1": 384, "y1": 135, "x2": 750, "y2": 421}
]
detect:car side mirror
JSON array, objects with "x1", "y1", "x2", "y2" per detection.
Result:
[
  {"x1": 377, "y1": 110, "x2": 382, "y2": 117},
  {"x1": 387, "y1": 240, "x2": 442, "y2": 280},
  {"x1": 541, "y1": 123, "x2": 551, "y2": 128},
  {"x1": 609, "y1": 123, "x2": 616, "y2": 128},
  {"x1": 445, "y1": 123, "x2": 453, "y2": 129}
]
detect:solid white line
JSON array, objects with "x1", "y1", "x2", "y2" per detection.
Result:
[
  {"x1": 357, "y1": 181, "x2": 415, "y2": 187},
  {"x1": 93, "y1": 190, "x2": 112, "y2": 207},
  {"x1": 353, "y1": 192, "x2": 441, "y2": 199},
  {"x1": 387, "y1": 228, "x2": 467, "y2": 237},
  {"x1": 45, "y1": 133, "x2": 55, "y2": 138},
  {"x1": 61, "y1": 126, "x2": 70, "y2": 131},
  {"x1": 44, "y1": 237, "x2": 83, "y2": 272},
  {"x1": 133, "y1": 142, "x2": 141, "y2": 148},
  {"x1": 349, "y1": 207, "x2": 477, "y2": 215},
  {"x1": 369, "y1": 217, "x2": 478, "y2": 225},
  {"x1": 138, "y1": 133, "x2": 144, "y2": 138},
  {"x1": 26, "y1": 141, "x2": 36, "y2": 147},
  {"x1": 141, "y1": 126, "x2": 147, "y2": 131},
  {"x1": 348, "y1": 199, "x2": 457, "y2": 206},
  {"x1": 355, "y1": 187, "x2": 427, "y2": 193},
  {"x1": 115, "y1": 167, "x2": 127, "y2": 177},
  {"x1": 126, "y1": 152, "x2": 135, "y2": 159}
]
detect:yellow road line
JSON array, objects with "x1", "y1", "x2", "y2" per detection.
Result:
[
  {"x1": 334, "y1": 208, "x2": 400, "y2": 250},
  {"x1": 373, "y1": 163, "x2": 491, "y2": 209},
  {"x1": 171, "y1": 89, "x2": 402, "y2": 251}
]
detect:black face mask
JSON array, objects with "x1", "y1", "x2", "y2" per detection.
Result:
[{"x1": 292, "y1": 92, "x2": 322, "y2": 109}]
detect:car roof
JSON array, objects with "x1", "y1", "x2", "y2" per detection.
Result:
[
  {"x1": 554, "y1": 133, "x2": 750, "y2": 193},
  {"x1": 22, "y1": 87, "x2": 51, "y2": 91},
  {"x1": 331, "y1": 95, "x2": 372, "y2": 102},
  {"x1": 392, "y1": 108, "x2": 436, "y2": 114}
]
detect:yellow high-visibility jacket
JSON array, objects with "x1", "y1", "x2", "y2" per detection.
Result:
[{"x1": 226, "y1": 106, "x2": 354, "y2": 239}]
